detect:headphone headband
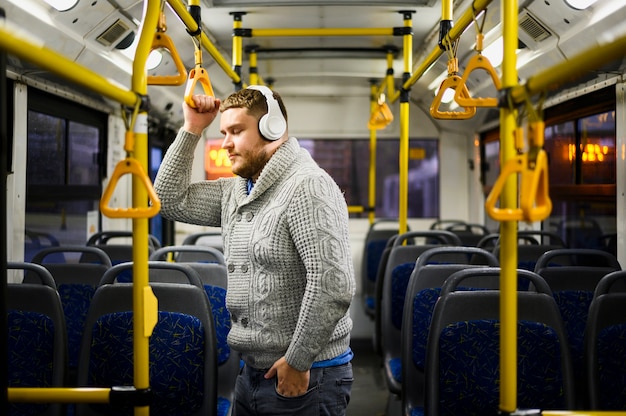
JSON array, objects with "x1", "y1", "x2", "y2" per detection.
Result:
[{"x1": 247, "y1": 85, "x2": 287, "y2": 141}]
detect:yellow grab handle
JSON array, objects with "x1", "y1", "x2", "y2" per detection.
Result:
[
  {"x1": 454, "y1": 54, "x2": 502, "y2": 108},
  {"x1": 485, "y1": 150, "x2": 552, "y2": 222},
  {"x1": 368, "y1": 100, "x2": 394, "y2": 130},
  {"x1": 148, "y1": 32, "x2": 188, "y2": 86},
  {"x1": 100, "y1": 158, "x2": 161, "y2": 219},
  {"x1": 520, "y1": 149, "x2": 552, "y2": 222},
  {"x1": 184, "y1": 65, "x2": 215, "y2": 108},
  {"x1": 430, "y1": 75, "x2": 477, "y2": 120}
]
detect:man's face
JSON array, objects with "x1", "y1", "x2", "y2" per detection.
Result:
[{"x1": 220, "y1": 107, "x2": 271, "y2": 181}]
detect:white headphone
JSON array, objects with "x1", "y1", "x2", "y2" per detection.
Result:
[{"x1": 247, "y1": 85, "x2": 287, "y2": 141}]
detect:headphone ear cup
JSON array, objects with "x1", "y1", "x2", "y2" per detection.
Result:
[
  {"x1": 259, "y1": 113, "x2": 287, "y2": 141},
  {"x1": 247, "y1": 85, "x2": 287, "y2": 141}
]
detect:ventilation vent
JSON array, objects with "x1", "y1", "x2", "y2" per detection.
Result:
[
  {"x1": 96, "y1": 19, "x2": 130, "y2": 47},
  {"x1": 519, "y1": 10, "x2": 552, "y2": 43}
]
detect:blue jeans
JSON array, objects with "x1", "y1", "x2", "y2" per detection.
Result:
[{"x1": 233, "y1": 362, "x2": 354, "y2": 416}]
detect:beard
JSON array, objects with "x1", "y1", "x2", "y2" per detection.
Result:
[{"x1": 231, "y1": 146, "x2": 270, "y2": 179}]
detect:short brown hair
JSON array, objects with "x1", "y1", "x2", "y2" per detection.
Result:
[{"x1": 220, "y1": 88, "x2": 288, "y2": 123}]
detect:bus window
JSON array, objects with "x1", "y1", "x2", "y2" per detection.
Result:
[
  {"x1": 299, "y1": 138, "x2": 440, "y2": 219},
  {"x1": 25, "y1": 90, "x2": 106, "y2": 256}
]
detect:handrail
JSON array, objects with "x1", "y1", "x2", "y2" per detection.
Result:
[
  {"x1": 484, "y1": 148, "x2": 551, "y2": 222},
  {"x1": 367, "y1": 94, "x2": 394, "y2": 130},
  {"x1": 100, "y1": 157, "x2": 161, "y2": 219},
  {"x1": 430, "y1": 58, "x2": 476, "y2": 120},
  {"x1": 403, "y1": 0, "x2": 494, "y2": 91},
  {"x1": 184, "y1": 48, "x2": 216, "y2": 106},
  {"x1": 0, "y1": 26, "x2": 138, "y2": 108},
  {"x1": 454, "y1": 53, "x2": 501, "y2": 107},
  {"x1": 148, "y1": 10, "x2": 188, "y2": 86},
  {"x1": 166, "y1": 0, "x2": 241, "y2": 84},
  {"x1": 454, "y1": 10, "x2": 502, "y2": 108}
]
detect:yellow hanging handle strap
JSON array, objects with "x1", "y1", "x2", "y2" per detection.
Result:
[
  {"x1": 368, "y1": 93, "x2": 394, "y2": 130},
  {"x1": 183, "y1": 0, "x2": 214, "y2": 107},
  {"x1": 430, "y1": 56, "x2": 476, "y2": 120},
  {"x1": 454, "y1": 9, "x2": 502, "y2": 108},
  {"x1": 485, "y1": 119, "x2": 552, "y2": 222},
  {"x1": 100, "y1": 103, "x2": 161, "y2": 219},
  {"x1": 148, "y1": 9, "x2": 188, "y2": 86},
  {"x1": 184, "y1": 46, "x2": 215, "y2": 107}
]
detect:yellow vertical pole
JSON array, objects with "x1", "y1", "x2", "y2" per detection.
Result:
[
  {"x1": 499, "y1": 0, "x2": 519, "y2": 413},
  {"x1": 232, "y1": 12, "x2": 245, "y2": 89},
  {"x1": 130, "y1": 1, "x2": 161, "y2": 415},
  {"x1": 369, "y1": 81, "x2": 378, "y2": 225},
  {"x1": 398, "y1": 10, "x2": 413, "y2": 235},
  {"x1": 249, "y1": 47, "x2": 259, "y2": 86}
]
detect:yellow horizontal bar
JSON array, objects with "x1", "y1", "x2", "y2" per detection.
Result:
[
  {"x1": 347, "y1": 206, "x2": 365, "y2": 214},
  {"x1": 0, "y1": 27, "x2": 138, "y2": 108},
  {"x1": 404, "y1": 0, "x2": 494, "y2": 90},
  {"x1": 511, "y1": 33, "x2": 626, "y2": 104},
  {"x1": 166, "y1": 0, "x2": 241, "y2": 84},
  {"x1": 252, "y1": 28, "x2": 394, "y2": 37},
  {"x1": 8, "y1": 388, "x2": 110, "y2": 403}
]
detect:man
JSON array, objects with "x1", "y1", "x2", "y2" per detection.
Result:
[{"x1": 154, "y1": 85, "x2": 355, "y2": 416}]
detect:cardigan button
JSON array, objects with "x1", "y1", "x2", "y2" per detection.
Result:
[
  {"x1": 245, "y1": 212, "x2": 254, "y2": 222},
  {"x1": 241, "y1": 263, "x2": 249, "y2": 273},
  {"x1": 241, "y1": 317, "x2": 249, "y2": 327},
  {"x1": 227, "y1": 263, "x2": 235, "y2": 273},
  {"x1": 236, "y1": 213, "x2": 242, "y2": 222}
]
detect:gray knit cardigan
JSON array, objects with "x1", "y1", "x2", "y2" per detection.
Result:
[{"x1": 154, "y1": 130, "x2": 355, "y2": 371}]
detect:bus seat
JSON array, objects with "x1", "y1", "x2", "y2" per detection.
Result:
[
  {"x1": 425, "y1": 267, "x2": 575, "y2": 415},
  {"x1": 147, "y1": 253, "x2": 237, "y2": 413},
  {"x1": 585, "y1": 270, "x2": 626, "y2": 410},
  {"x1": 7, "y1": 262, "x2": 67, "y2": 416},
  {"x1": 77, "y1": 262, "x2": 222, "y2": 416},
  {"x1": 360, "y1": 220, "x2": 403, "y2": 320},
  {"x1": 27, "y1": 246, "x2": 112, "y2": 384},
  {"x1": 378, "y1": 231, "x2": 461, "y2": 398},
  {"x1": 400, "y1": 247, "x2": 499, "y2": 415},
  {"x1": 534, "y1": 248, "x2": 622, "y2": 409}
]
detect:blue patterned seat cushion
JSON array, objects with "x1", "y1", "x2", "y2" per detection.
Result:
[
  {"x1": 8, "y1": 310, "x2": 55, "y2": 416},
  {"x1": 437, "y1": 320, "x2": 565, "y2": 415},
  {"x1": 58, "y1": 283, "x2": 96, "y2": 369},
  {"x1": 411, "y1": 288, "x2": 441, "y2": 369},
  {"x1": 391, "y1": 263, "x2": 415, "y2": 329},
  {"x1": 204, "y1": 284, "x2": 231, "y2": 365},
  {"x1": 366, "y1": 240, "x2": 388, "y2": 282},
  {"x1": 597, "y1": 323, "x2": 626, "y2": 410},
  {"x1": 553, "y1": 290, "x2": 593, "y2": 385},
  {"x1": 88, "y1": 311, "x2": 206, "y2": 416}
]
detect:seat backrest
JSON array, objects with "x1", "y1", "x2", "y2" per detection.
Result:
[
  {"x1": 585, "y1": 270, "x2": 626, "y2": 410},
  {"x1": 27, "y1": 246, "x2": 113, "y2": 377},
  {"x1": 373, "y1": 231, "x2": 461, "y2": 359},
  {"x1": 557, "y1": 217, "x2": 604, "y2": 249},
  {"x1": 99, "y1": 260, "x2": 236, "y2": 415},
  {"x1": 150, "y1": 245, "x2": 225, "y2": 265},
  {"x1": 425, "y1": 268, "x2": 575, "y2": 416},
  {"x1": 534, "y1": 248, "x2": 622, "y2": 408},
  {"x1": 81, "y1": 231, "x2": 159, "y2": 265},
  {"x1": 400, "y1": 247, "x2": 499, "y2": 414},
  {"x1": 77, "y1": 265, "x2": 218, "y2": 416},
  {"x1": 24, "y1": 230, "x2": 62, "y2": 262},
  {"x1": 182, "y1": 231, "x2": 224, "y2": 252},
  {"x1": 361, "y1": 223, "x2": 399, "y2": 318},
  {"x1": 378, "y1": 232, "x2": 463, "y2": 395},
  {"x1": 445, "y1": 223, "x2": 490, "y2": 247},
  {"x1": 7, "y1": 262, "x2": 67, "y2": 416}
]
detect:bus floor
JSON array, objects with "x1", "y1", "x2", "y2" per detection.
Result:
[{"x1": 347, "y1": 339, "x2": 388, "y2": 416}]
